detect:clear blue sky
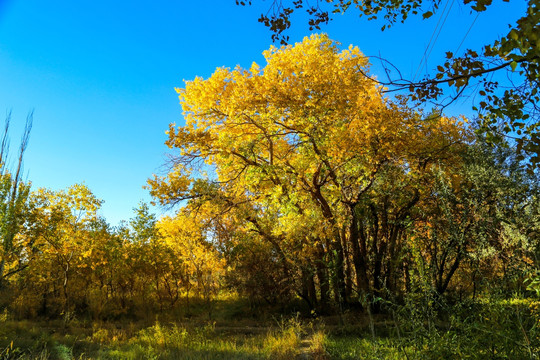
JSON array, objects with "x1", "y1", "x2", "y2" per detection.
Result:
[{"x1": 0, "y1": 0, "x2": 525, "y2": 225}]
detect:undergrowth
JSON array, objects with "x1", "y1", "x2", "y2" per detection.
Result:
[{"x1": 0, "y1": 297, "x2": 538, "y2": 359}]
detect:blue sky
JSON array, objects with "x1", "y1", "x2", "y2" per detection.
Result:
[{"x1": 0, "y1": 0, "x2": 526, "y2": 225}]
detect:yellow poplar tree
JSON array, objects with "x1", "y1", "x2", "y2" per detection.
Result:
[
  {"x1": 21, "y1": 184, "x2": 103, "y2": 317},
  {"x1": 157, "y1": 209, "x2": 225, "y2": 311},
  {"x1": 149, "y1": 34, "x2": 470, "y2": 307}
]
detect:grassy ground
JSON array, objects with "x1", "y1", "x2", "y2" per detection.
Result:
[
  {"x1": 0, "y1": 317, "x2": 325, "y2": 359},
  {"x1": 1, "y1": 298, "x2": 539, "y2": 359}
]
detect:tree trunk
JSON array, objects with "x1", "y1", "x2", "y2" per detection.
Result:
[
  {"x1": 342, "y1": 226, "x2": 353, "y2": 300},
  {"x1": 315, "y1": 245, "x2": 330, "y2": 310},
  {"x1": 0, "y1": 258, "x2": 5, "y2": 289},
  {"x1": 331, "y1": 232, "x2": 347, "y2": 307},
  {"x1": 349, "y1": 208, "x2": 369, "y2": 295}
]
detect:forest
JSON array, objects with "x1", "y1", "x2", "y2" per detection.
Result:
[{"x1": 1, "y1": 1, "x2": 540, "y2": 358}]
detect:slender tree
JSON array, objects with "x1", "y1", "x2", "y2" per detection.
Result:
[{"x1": 0, "y1": 111, "x2": 32, "y2": 288}]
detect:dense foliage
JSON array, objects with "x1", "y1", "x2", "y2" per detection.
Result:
[
  {"x1": 240, "y1": 0, "x2": 540, "y2": 169},
  {"x1": 147, "y1": 34, "x2": 539, "y2": 311},
  {"x1": 0, "y1": 35, "x2": 539, "y2": 359}
]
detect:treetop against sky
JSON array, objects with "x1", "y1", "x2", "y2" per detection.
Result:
[{"x1": 0, "y1": 0, "x2": 526, "y2": 224}]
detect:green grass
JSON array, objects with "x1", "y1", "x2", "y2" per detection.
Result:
[
  {"x1": 1, "y1": 298, "x2": 539, "y2": 359},
  {"x1": 0, "y1": 317, "x2": 321, "y2": 359}
]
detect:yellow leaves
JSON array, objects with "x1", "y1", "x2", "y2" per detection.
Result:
[
  {"x1": 146, "y1": 165, "x2": 192, "y2": 206},
  {"x1": 176, "y1": 34, "x2": 373, "y2": 142},
  {"x1": 257, "y1": 35, "x2": 369, "y2": 112},
  {"x1": 157, "y1": 211, "x2": 225, "y2": 295},
  {"x1": 25, "y1": 184, "x2": 111, "y2": 281},
  {"x1": 66, "y1": 184, "x2": 102, "y2": 214},
  {"x1": 153, "y1": 34, "x2": 472, "y2": 287},
  {"x1": 250, "y1": 61, "x2": 261, "y2": 75},
  {"x1": 34, "y1": 184, "x2": 102, "y2": 225}
]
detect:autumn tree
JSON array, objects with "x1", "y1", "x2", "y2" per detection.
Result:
[
  {"x1": 158, "y1": 209, "x2": 225, "y2": 315},
  {"x1": 149, "y1": 34, "x2": 469, "y2": 309},
  {"x1": 21, "y1": 184, "x2": 103, "y2": 317},
  {"x1": 7, "y1": 192, "x2": 225, "y2": 319},
  {"x1": 0, "y1": 112, "x2": 32, "y2": 289},
  {"x1": 125, "y1": 202, "x2": 175, "y2": 311},
  {"x1": 239, "y1": 0, "x2": 540, "y2": 167}
]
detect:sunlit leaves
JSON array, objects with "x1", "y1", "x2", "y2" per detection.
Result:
[
  {"x1": 158, "y1": 211, "x2": 225, "y2": 300},
  {"x1": 150, "y1": 34, "x2": 470, "y2": 304},
  {"x1": 239, "y1": 0, "x2": 540, "y2": 168}
]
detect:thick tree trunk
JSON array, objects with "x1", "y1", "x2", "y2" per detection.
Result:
[
  {"x1": 309, "y1": 185, "x2": 346, "y2": 307},
  {"x1": 385, "y1": 227, "x2": 401, "y2": 293},
  {"x1": 314, "y1": 245, "x2": 330, "y2": 310},
  {"x1": 300, "y1": 268, "x2": 317, "y2": 310},
  {"x1": 333, "y1": 234, "x2": 347, "y2": 305},
  {"x1": 349, "y1": 209, "x2": 370, "y2": 295}
]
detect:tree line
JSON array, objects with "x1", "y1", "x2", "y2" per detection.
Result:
[{"x1": 1, "y1": 35, "x2": 539, "y2": 320}]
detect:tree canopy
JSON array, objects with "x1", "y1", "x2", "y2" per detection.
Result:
[
  {"x1": 239, "y1": 0, "x2": 540, "y2": 169},
  {"x1": 148, "y1": 34, "x2": 472, "y2": 307}
]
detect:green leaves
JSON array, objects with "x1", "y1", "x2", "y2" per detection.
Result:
[
  {"x1": 510, "y1": 61, "x2": 517, "y2": 71},
  {"x1": 525, "y1": 273, "x2": 540, "y2": 297}
]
